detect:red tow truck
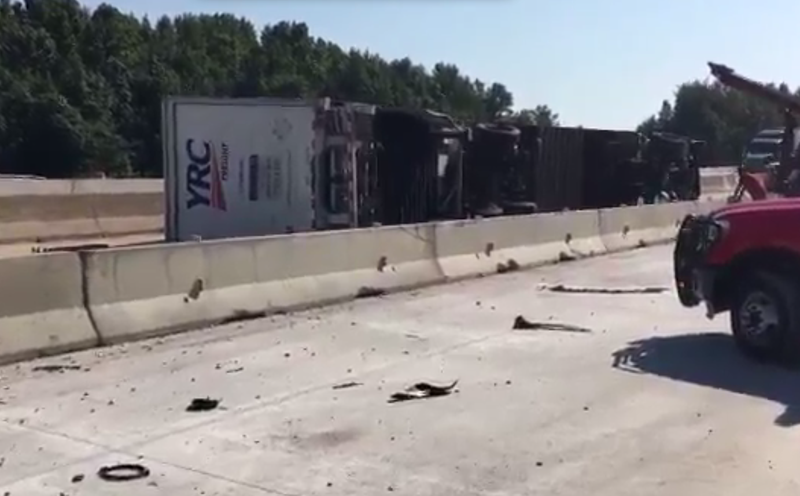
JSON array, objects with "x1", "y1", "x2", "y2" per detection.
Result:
[
  {"x1": 675, "y1": 199, "x2": 800, "y2": 363},
  {"x1": 674, "y1": 62, "x2": 800, "y2": 365}
]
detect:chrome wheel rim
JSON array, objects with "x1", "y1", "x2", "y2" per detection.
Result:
[{"x1": 739, "y1": 291, "x2": 780, "y2": 345}]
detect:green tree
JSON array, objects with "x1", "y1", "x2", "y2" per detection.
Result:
[
  {"x1": 482, "y1": 82, "x2": 513, "y2": 119},
  {"x1": 514, "y1": 105, "x2": 559, "y2": 127},
  {"x1": 640, "y1": 73, "x2": 796, "y2": 162},
  {"x1": 1, "y1": 0, "x2": 559, "y2": 177}
]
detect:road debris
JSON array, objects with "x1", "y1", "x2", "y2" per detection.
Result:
[
  {"x1": 356, "y1": 286, "x2": 387, "y2": 299},
  {"x1": 32, "y1": 364, "x2": 82, "y2": 373},
  {"x1": 97, "y1": 463, "x2": 150, "y2": 482},
  {"x1": 496, "y1": 259, "x2": 520, "y2": 274},
  {"x1": 332, "y1": 381, "x2": 363, "y2": 390},
  {"x1": 32, "y1": 243, "x2": 109, "y2": 254},
  {"x1": 542, "y1": 284, "x2": 668, "y2": 295},
  {"x1": 512, "y1": 315, "x2": 592, "y2": 333},
  {"x1": 558, "y1": 252, "x2": 577, "y2": 262},
  {"x1": 219, "y1": 309, "x2": 267, "y2": 325},
  {"x1": 226, "y1": 367, "x2": 244, "y2": 374},
  {"x1": 388, "y1": 380, "x2": 459, "y2": 403},
  {"x1": 186, "y1": 397, "x2": 220, "y2": 412},
  {"x1": 71, "y1": 474, "x2": 85, "y2": 483}
]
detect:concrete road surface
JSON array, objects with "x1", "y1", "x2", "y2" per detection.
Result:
[{"x1": 2, "y1": 245, "x2": 800, "y2": 495}]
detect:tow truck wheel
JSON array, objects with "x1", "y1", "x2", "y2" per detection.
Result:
[{"x1": 730, "y1": 271, "x2": 800, "y2": 365}]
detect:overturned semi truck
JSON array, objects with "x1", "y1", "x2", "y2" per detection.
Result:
[
  {"x1": 461, "y1": 123, "x2": 703, "y2": 216},
  {"x1": 162, "y1": 96, "x2": 470, "y2": 242},
  {"x1": 162, "y1": 96, "x2": 703, "y2": 242}
]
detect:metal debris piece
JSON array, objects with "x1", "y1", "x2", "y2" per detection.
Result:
[
  {"x1": 544, "y1": 284, "x2": 668, "y2": 295},
  {"x1": 186, "y1": 397, "x2": 220, "y2": 412},
  {"x1": 32, "y1": 365, "x2": 81, "y2": 373},
  {"x1": 332, "y1": 381, "x2": 363, "y2": 390},
  {"x1": 97, "y1": 463, "x2": 150, "y2": 482},
  {"x1": 388, "y1": 380, "x2": 459, "y2": 403},
  {"x1": 512, "y1": 315, "x2": 592, "y2": 333}
]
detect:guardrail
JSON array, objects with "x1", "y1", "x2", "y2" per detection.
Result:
[{"x1": 0, "y1": 200, "x2": 724, "y2": 366}]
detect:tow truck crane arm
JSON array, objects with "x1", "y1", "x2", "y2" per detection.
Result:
[
  {"x1": 708, "y1": 62, "x2": 800, "y2": 199},
  {"x1": 708, "y1": 62, "x2": 800, "y2": 115}
]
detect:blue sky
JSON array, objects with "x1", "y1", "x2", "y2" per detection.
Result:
[{"x1": 82, "y1": 0, "x2": 800, "y2": 130}]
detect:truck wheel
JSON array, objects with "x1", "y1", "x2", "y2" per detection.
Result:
[{"x1": 730, "y1": 271, "x2": 800, "y2": 365}]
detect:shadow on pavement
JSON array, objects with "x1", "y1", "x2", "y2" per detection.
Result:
[{"x1": 612, "y1": 332, "x2": 800, "y2": 427}]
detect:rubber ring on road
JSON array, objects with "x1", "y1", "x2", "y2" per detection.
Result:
[{"x1": 97, "y1": 463, "x2": 150, "y2": 482}]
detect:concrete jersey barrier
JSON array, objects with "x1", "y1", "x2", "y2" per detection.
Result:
[
  {"x1": 0, "y1": 200, "x2": 726, "y2": 364},
  {"x1": 434, "y1": 209, "x2": 604, "y2": 279},
  {"x1": 81, "y1": 223, "x2": 443, "y2": 344},
  {"x1": 0, "y1": 192, "x2": 163, "y2": 244},
  {"x1": 0, "y1": 179, "x2": 162, "y2": 197},
  {"x1": 0, "y1": 252, "x2": 97, "y2": 365},
  {"x1": 0, "y1": 172, "x2": 734, "y2": 197},
  {"x1": 598, "y1": 201, "x2": 725, "y2": 253},
  {"x1": 0, "y1": 176, "x2": 162, "y2": 246},
  {"x1": 0, "y1": 170, "x2": 736, "y2": 246},
  {"x1": 699, "y1": 172, "x2": 738, "y2": 195}
]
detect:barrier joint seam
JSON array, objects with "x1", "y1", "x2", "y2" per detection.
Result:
[{"x1": 78, "y1": 251, "x2": 104, "y2": 347}]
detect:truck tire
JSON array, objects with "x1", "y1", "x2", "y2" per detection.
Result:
[{"x1": 730, "y1": 271, "x2": 800, "y2": 366}]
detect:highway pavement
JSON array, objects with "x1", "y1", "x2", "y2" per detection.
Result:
[{"x1": 1, "y1": 244, "x2": 799, "y2": 495}]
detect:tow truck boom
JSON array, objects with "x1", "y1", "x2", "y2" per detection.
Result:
[
  {"x1": 708, "y1": 62, "x2": 800, "y2": 115},
  {"x1": 708, "y1": 62, "x2": 800, "y2": 200}
]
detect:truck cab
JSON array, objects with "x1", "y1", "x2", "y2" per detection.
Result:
[
  {"x1": 742, "y1": 128, "x2": 800, "y2": 171},
  {"x1": 674, "y1": 199, "x2": 800, "y2": 364}
]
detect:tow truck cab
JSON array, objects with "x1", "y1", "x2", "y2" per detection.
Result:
[
  {"x1": 674, "y1": 198, "x2": 800, "y2": 363},
  {"x1": 742, "y1": 128, "x2": 800, "y2": 170}
]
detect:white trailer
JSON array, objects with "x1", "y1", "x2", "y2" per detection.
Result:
[{"x1": 162, "y1": 96, "x2": 375, "y2": 242}]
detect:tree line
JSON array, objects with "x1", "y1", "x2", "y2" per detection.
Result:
[
  {"x1": 0, "y1": 0, "x2": 561, "y2": 178},
  {"x1": 638, "y1": 78, "x2": 800, "y2": 164},
  {"x1": 0, "y1": 0, "x2": 794, "y2": 178}
]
